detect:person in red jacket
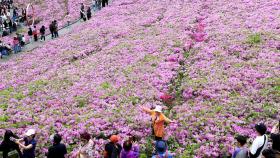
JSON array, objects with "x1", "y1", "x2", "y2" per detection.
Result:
[{"x1": 33, "y1": 25, "x2": 38, "y2": 42}]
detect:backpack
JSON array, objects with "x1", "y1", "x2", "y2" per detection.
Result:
[{"x1": 110, "y1": 144, "x2": 121, "y2": 158}]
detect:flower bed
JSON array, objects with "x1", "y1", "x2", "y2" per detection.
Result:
[{"x1": 0, "y1": 0, "x2": 279, "y2": 157}]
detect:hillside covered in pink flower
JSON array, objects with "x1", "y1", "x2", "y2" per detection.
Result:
[{"x1": 0, "y1": 0, "x2": 279, "y2": 157}]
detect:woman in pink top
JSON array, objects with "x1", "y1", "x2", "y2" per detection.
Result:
[{"x1": 77, "y1": 132, "x2": 94, "y2": 158}]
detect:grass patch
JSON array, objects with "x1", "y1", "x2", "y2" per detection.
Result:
[
  {"x1": 0, "y1": 103, "x2": 8, "y2": 110},
  {"x1": 247, "y1": 33, "x2": 261, "y2": 44},
  {"x1": 100, "y1": 82, "x2": 111, "y2": 89},
  {"x1": 0, "y1": 115, "x2": 9, "y2": 122},
  {"x1": 75, "y1": 96, "x2": 88, "y2": 108}
]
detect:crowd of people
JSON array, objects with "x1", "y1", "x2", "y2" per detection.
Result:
[
  {"x1": 0, "y1": 0, "x2": 26, "y2": 37},
  {"x1": 0, "y1": 0, "x2": 109, "y2": 59},
  {"x1": 1, "y1": 104, "x2": 279, "y2": 158},
  {"x1": 0, "y1": 105, "x2": 175, "y2": 158},
  {"x1": 0, "y1": 0, "x2": 26, "y2": 58},
  {"x1": 232, "y1": 122, "x2": 280, "y2": 158}
]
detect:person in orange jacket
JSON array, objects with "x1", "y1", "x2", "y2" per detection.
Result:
[{"x1": 141, "y1": 105, "x2": 175, "y2": 140}]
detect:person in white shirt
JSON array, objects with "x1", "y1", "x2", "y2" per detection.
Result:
[
  {"x1": 1, "y1": 14, "x2": 7, "y2": 22},
  {"x1": 249, "y1": 123, "x2": 268, "y2": 158}
]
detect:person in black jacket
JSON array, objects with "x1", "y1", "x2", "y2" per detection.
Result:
[
  {"x1": 49, "y1": 21, "x2": 55, "y2": 39},
  {"x1": 3, "y1": 20, "x2": 8, "y2": 29},
  {"x1": 0, "y1": 130, "x2": 23, "y2": 158},
  {"x1": 87, "y1": 7, "x2": 91, "y2": 20},
  {"x1": 104, "y1": 135, "x2": 122, "y2": 158},
  {"x1": 40, "y1": 25, "x2": 46, "y2": 41},
  {"x1": 47, "y1": 134, "x2": 67, "y2": 158},
  {"x1": 53, "y1": 20, "x2": 59, "y2": 38},
  {"x1": 102, "y1": 0, "x2": 108, "y2": 7},
  {"x1": 271, "y1": 122, "x2": 280, "y2": 152},
  {"x1": 80, "y1": 3, "x2": 85, "y2": 21},
  {"x1": 12, "y1": 21, "x2": 17, "y2": 32},
  {"x1": 8, "y1": 19, "x2": 12, "y2": 33},
  {"x1": 28, "y1": 27, "x2": 33, "y2": 42}
]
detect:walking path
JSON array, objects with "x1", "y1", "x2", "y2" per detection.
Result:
[{"x1": 23, "y1": 19, "x2": 83, "y2": 52}]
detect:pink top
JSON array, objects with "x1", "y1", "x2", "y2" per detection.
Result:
[
  {"x1": 79, "y1": 139, "x2": 94, "y2": 158},
  {"x1": 13, "y1": 39, "x2": 19, "y2": 46}
]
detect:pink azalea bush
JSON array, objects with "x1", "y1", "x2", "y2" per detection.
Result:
[{"x1": 0, "y1": 0, "x2": 280, "y2": 157}]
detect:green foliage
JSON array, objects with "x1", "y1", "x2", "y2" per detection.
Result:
[
  {"x1": 182, "y1": 143, "x2": 200, "y2": 157},
  {"x1": 183, "y1": 50, "x2": 190, "y2": 59},
  {"x1": 0, "y1": 115, "x2": 9, "y2": 122},
  {"x1": 229, "y1": 90, "x2": 240, "y2": 98},
  {"x1": 129, "y1": 96, "x2": 141, "y2": 105},
  {"x1": 100, "y1": 82, "x2": 111, "y2": 89},
  {"x1": 263, "y1": 103, "x2": 278, "y2": 118},
  {"x1": 174, "y1": 40, "x2": 182, "y2": 47},
  {"x1": 245, "y1": 111, "x2": 259, "y2": 121},
  {"x1": 167, "y1": 136, "x2": 181, "y2": 152},
  {"x1": 28, "y1": 79, "x2": 48, "y2": 96},
  {"x1": 151, "y1": 63, "x2": 157, "y2": 67},
  {"x1": 0, "y1": 87, "x2": 14, "y2": 96},
  {"x1": 141, "y1": 137, "x2": 154, "y2": 157},
  {"x1": 140, "y1": 154, "x2": 148, "y2": 158},
  {"x1": 0, "y1": 103, "x2": 8, "y2": 110},
  {"x1": 233, "y1": 63, "x2": 243, "y2": 68},
  {"x1": 274, "y1": 85, "x2": 280, "y2": 91},
  {"x1": 143, "y1": 54, "x2": 158, "y2": 62},
  {"x1": 14, "y1": 92, "x2": 25, "y2": 100},
  {"x1": 10, "y1": 121, "x2": 32, "y2": 128},
  {"x1": 75, "y1": 96, "x2": 88, "y2": 108},
  {"x1": 67, "y1": 144, "x2": 76, "y2": 154},
  {"x1": 214, "y1": 105, "x2": 223, "y2": 113},
  {"x1": 247, "y1": 33, "x2": 261, "y2": 44}
]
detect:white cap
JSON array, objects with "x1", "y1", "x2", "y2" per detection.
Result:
[
  {"x1": 154, "y1": 105, "x2": 163, "y2": 113},
  {"x1": 25, "y1": 129, "x2": 36, "y2": 136}
]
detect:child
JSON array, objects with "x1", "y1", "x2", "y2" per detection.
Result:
[{"x1": 232, "y1": 135, "x2": 248, "y2": 158}]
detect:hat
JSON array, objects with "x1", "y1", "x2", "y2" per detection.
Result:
[
  {"x1": 154, "y1": 106, "x2": 163, "y2": 113},
  {"x1": 156, "y1": 140, "x2": 167, "y2": 154},
  {"x1": 110, "y1": 135, "x2": 120, "y2": 143},
  {"x1": 25, "y1": 129, "x2": 36, "y2": 136},
  {"x1": 255, "y1": 123, "x2": 267, "y2": 135}
]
